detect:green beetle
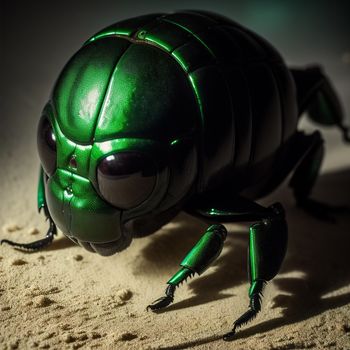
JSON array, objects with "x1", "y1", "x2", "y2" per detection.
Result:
[
  {"x1": 2, "y1": 10, "x2": 349, "y2": 340},
  {"x1": 34, "y1": 31, "x2": 200, "y2": 255}
]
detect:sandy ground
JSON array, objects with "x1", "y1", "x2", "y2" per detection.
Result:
[{"x1": 0, "y1": 118, "x2": 350, "y2": 350}]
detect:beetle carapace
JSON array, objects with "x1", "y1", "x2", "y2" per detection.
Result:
[{"x1": 2, "y1": 10, "x2": 349, "y2": 341}]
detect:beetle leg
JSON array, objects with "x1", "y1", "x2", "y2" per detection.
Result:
[
  {"x1": 1, "y1": 167, "x2": 57, "y2": 251},
  {"x1": 291, "y1": 66, "x2": 350, "y2": 143},
  {"x1": 1, "y1": 213, "x2": 57, "y2": 251},
  {"x1": 289, "y1": 131, "x2": 323, "y2": 209},
  {"x1": 289, "y1": 132, "x2": 349, "y2": 221},
  {"x1": 223, "y1": 281, "x2": 265, "y2": 341},
  {"x1": 147, "y1": 224, "x2": 227, "y2": 311},
  {"x1": 224, "y1": 203, "x2": 288, "y2": 341},
  {"x1": 146, "y1": 270, "x2": 192, "y2": 311}
]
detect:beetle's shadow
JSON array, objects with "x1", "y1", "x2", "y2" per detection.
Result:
[{"x1": 137, "y1": 167, "x2": 350, "y2": 339}]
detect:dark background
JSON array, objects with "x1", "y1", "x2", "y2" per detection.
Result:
[{"x1": 1, "y1": 0, "x2": 350, "y2": 178}]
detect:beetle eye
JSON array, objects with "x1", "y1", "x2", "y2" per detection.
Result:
[
  {"x1": 37, "y1": 116, "x2": 57, "y2": 176},
  {"x1": 97, "y1": 152, "x2": 157, "y2": 209}
]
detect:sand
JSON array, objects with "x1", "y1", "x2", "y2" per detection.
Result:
[{"x1": 0, "y1": 119, "x2": 350, "y2": 350}]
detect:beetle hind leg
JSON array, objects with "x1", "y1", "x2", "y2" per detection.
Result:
[
  {"x1": 223, "y1": 281, "x2": 265, "y2": 341},
  {"x1": 224, "y1": 204, "x2": 288, "y2": 341},
  {"x1": 289, "y1": 131, "x2": 349, "y2": 221},
  {"x1": 291, "y1": 66, "x2": 350, "y2": 143}
]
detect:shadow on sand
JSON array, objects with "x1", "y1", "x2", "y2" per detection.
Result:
[{"x1": 137, "y1": 167, "x2": 350, "y2": 349}]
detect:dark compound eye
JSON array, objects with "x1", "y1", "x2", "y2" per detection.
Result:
[
  {"x1": 97, "y1": 152, "x2": 157, "y2": 209},
  {"x1": 37, "y1": 116, "x2": 57, "y2": 176}
]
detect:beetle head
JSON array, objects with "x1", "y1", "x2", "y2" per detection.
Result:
[{"x1": 38, "y1": 113, "x2": 197, "y2": 255}]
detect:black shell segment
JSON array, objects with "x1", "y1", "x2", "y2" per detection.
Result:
[
  {"x1": 37, "y1": 116, "x2": 57, "y2": 176},
  {"x1": 97, "y1": 152, "x2": 157, "y2": 209}
]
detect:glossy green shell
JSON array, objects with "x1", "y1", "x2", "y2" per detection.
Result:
[
  {"x1": 42, "y1": 11, "x2": 297, "y2": 251},
  {"x1": 53, "y1": 37, "x2": 198, "y2": 145}
]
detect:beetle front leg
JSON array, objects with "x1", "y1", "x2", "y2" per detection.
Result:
[
  {"x1": 223, "y1": 204, "x2": 288, "y2": 341},
  {"x1": 1, "y1": 212, "x2": 57, "y2": 251},
  {"x1": 147, "y1": 224, "x2": 227, "y2": 311},
  {"x1": 1, "y1": 167, "x2": 57, "y2": 251}
]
